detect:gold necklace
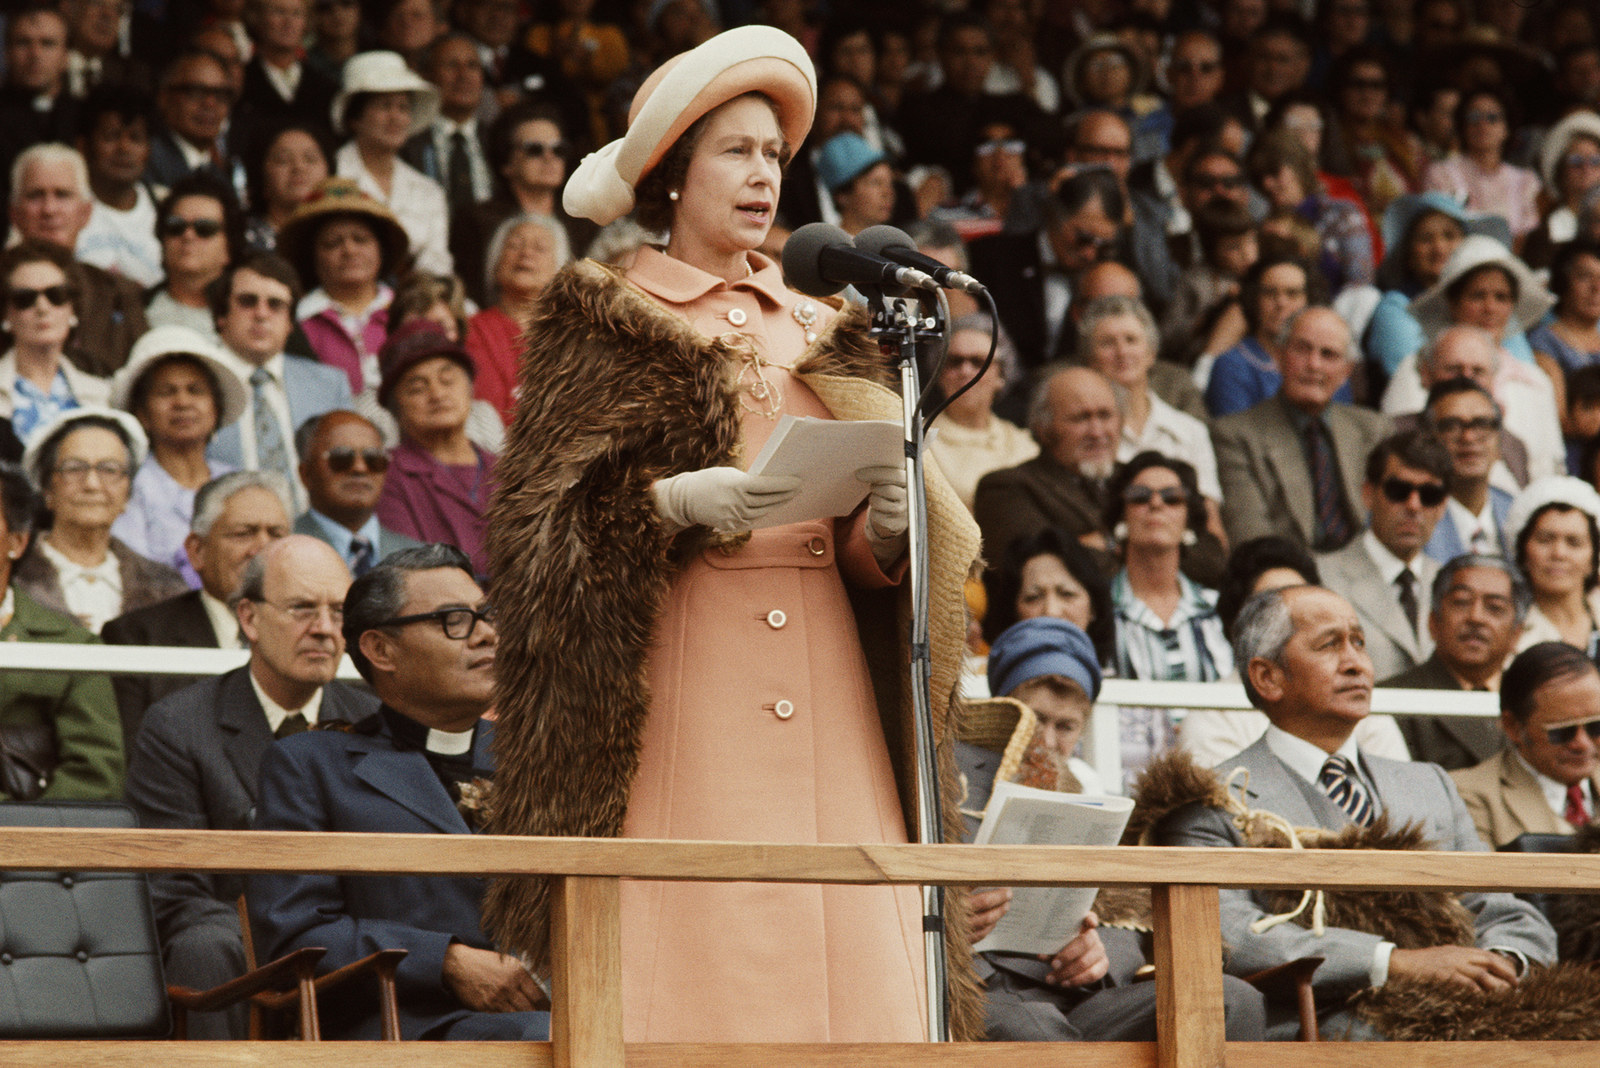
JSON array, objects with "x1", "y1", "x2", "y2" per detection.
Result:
[{"x1": 722, "y1": 332, "x2": 784, "y2": 420}]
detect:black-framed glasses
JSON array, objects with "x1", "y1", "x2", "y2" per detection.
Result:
[
  {"x1": 516, "y1": 139, "x2": 566, "y2": 159},
  {"x1": 324, "y1": 446, "x2": 389, "y2": 474},
  {"x1": 1432, "y1": 415, "x2": 1501, "y2": 436},
  {"x1": 8, "y1": 284, "x2": 73, "y2": 311},
  {"x1": 1124, "y1": 484, "x2": 1188, "y2": 507},
  {"x1": 1380, "y1": 476, "x2": 1447, "y2": 507},
  {"x1": 162, "y1": 215, "x2": 223, "y2": 239},
  {"x1": 1545, "y1": 718, "x2": 1600, "y2": 746},
  {"x1": 380, "y1": 603, "x2": 496, "y2": 640}
]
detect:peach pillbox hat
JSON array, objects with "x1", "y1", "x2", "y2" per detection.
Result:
[{"x1": 563, "y1": 25, "x2": 817, "y2": 226}]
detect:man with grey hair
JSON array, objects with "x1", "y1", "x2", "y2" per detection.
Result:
[
  {"x1": 1215, "y1": 306, "x2": 1390, "y2": 552},
  {"x1": 1383, "y1": 553, "x2": 1531, "y2": 770},
  {"x1": 974, "y1": 364, "x2": 1228, "y2": 586},
  {"x1": 1383, "y1": 324, "x2": 1561, "y2": 484},
  {"x1": 126, "y1": 534, "x2": 376, "y2": 1039},
  {"x1": 103, "y1": 470, "x2": 292, "y2": 744},
  {"x1": 1159, "y1": 583, "x2": 1557, "y2": 1040},
  {"x1": 7, "y1": 141, "x2": 148, "y2": 375}
]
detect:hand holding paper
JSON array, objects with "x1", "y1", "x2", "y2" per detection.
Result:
[
  {"x1": 651, "y1": 467, "x2": 802, "y2": 534},
  {"x1": 856, "y1": 464, "x2": 908, "y2": 567}
]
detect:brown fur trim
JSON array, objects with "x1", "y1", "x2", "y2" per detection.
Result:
[
  {"x1": 1121, "y1": 750, "x2": 1239, "y2": 846},
  {"x1": 481, "y1": 259, "x2": 985, "y2": 1039},
  {"x1": 1545, "y1": 824, "x2": 1600, "y2": 962},
  {"x1": 1349, "y1": 963, "x2": 1600, "y2": 1040}
]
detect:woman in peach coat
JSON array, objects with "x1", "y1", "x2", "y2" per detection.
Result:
[{"x1": 482, "y1": 26, "x2": 983, "y2": 1044}]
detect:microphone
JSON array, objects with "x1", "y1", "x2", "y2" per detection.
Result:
[
  {"x1": 781, "y1": 223, "x2": 937, "y2": 298},
  {"x1": 854, "y1": 225, "x2": 987, "y2": 294}
]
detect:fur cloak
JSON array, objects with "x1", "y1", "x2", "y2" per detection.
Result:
[
  {"x1": 481, "y1": 258, "x2": 985, "y2": 1040},
  {"x1": 1112, "y1": 752, "x2": 1600, "y2": 1041}
]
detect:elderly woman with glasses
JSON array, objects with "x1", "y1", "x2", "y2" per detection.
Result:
[
  {"x1": 0, "y1": 242, "x2": 110, "y2": 448},
  {"x1": 926, "y1": 313, "x2": 1035, "y2": 511},
  {"x1": 1102, "y1": 450, "x2": 1232, "y2": 789},
  {"x1": 13, "y1": 409, "x2": 187, "y2": 633}
]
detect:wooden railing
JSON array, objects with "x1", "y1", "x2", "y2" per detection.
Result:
[{"x1": 1, "y1": 829, "x2": 1596, "y2": 1067}]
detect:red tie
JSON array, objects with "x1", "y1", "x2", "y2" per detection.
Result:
[{"x1": 1565, "y1": 783, "x2": 1589, "y2": 828}]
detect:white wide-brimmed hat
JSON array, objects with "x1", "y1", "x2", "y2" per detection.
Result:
[
  {"x1": 563, "y1": 25, "x2": 816, "y2": 227},
  {"x1": 21, "y1": 406, "x2": 149, "y2": 488},
  {"x1": 331, "y1": 51, "x2": 440, "y2": 140},
  {"x1": 111, "y1": 325, "x2": 249, "y2": 429},
  {"x1": 1539, "y1": 110, "x2": 1600, "y2": 191},
  {"x1": 1408, "y1": 234, "x2": 1554, "y2": 342},
  {"x1": 1505, "y1": 475, "x2": 1600, "y2": 555}
]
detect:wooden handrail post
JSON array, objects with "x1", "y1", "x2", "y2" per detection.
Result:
[
  {"x1": 550, "y1": 874, "x2": 624, "y2": 1068},
  {"x1": 1152, "y1": 883, "x2": 1226, "y2": 1068}
]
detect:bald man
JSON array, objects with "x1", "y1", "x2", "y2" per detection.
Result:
[
  {"x1": 294, "y1": 410, "x2": 422, "y2": 576},
  {"x1": 126, "y1": 535, "x2": 379, "y2": 1038}
]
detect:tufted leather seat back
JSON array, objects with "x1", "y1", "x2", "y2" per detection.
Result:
[{"x1": 0, "y1": 803, "x2": 169, "y2": 1037}]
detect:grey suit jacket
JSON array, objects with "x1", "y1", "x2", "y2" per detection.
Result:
[
  {"x1": 1159, "y1": 737, "x2": 1556, "y2": 1003},
  {"x1": 1214, "y1": 393, "x2": 1391, "y2": 550},
  {"x1": 1315, "y1": 538, "x2": 1437, "y2": 681},
  {"x1": 207, "y1": 354, "x2": 354, "y2": 472},
  {"x1": 1450, "y1": 747, "x2": 1600, "y2": 848},
  {"x1": 126, "y1": 666, "x2": 379, "y2": 948}
]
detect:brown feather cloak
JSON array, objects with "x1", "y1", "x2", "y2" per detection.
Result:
[{"x1": 481, "y1": 258, "x2": 985, "y2": 1040}]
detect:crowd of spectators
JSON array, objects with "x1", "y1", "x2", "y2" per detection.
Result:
[{"x1": 0, "y1": 0, "x2": 1594, "y2": 1046}]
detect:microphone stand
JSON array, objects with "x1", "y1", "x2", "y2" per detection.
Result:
[{"x1": 866, "y1": 286, "x2": 950, "y2": 1043}]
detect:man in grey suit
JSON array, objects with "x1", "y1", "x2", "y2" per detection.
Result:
[
  {"x1": 206, "y1": 253, "x2": 353, "y2": 510},
  {"x1": 1159, "y1": 585, "x2": 1557, "y2": 1040},
  {"x1": 1215, "y1": 307, "x2": 1390, "y2": 553},
  {"x1": 1382, "y1": 554, "x2": 1528, "y2": 771},
  {"x1": 125, "y1": 535, "x2": 378, "y2": 1039},
  {"x1": 294, "y1": 411, "x2": 421, "y2": 576},
  {"x1": 1315, "y1": 429, "x2": 1451, "y2": 682},
  {"x1": 102, "y1": 471, "x2": 293, "y2": 747}
]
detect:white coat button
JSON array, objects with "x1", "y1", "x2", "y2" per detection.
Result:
[
  {"x1": 774, "y1": 699, "x2": 795, "y2": 719},
  {"x1": 727, "y1": 307, "x2": 748, "y2": 326},
  {"x1": 766, "y1": 609, "x2": 787, "y2": 629}
]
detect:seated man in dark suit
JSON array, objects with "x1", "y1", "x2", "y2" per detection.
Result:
[
  {"x1": 294, "y1": 411, "x2": 420, "y2": 576},
  {"x1": 1383, "y1": 553, "x2": 1528, "y2": 770},
  {"x1": 1159, "y1": 585, "x2": 1557, "y2": 1039},
  {"x1": 125, "y1": 534, "x2": 377, "y2": 1039},
  {"x1": 973, "y1": 365, "x2": 1227, "y2": 587},
  {"x1": 102, "y1": 470, "x2": 293, "y2": 746},
  {"x1": 250, "y1": 543, "x2": 549, "y2": 1041},
  {"x1": 1451, "y1": 642, "x2": 1600, "y2": 847},
  {"x1": 964, "y1": 617, "x2": 1266, "y2": 1041}
]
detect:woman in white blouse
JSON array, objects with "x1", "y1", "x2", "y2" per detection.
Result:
[
  {"x1": 1079, "y1": 294, "x2": 1226, "y2": 548},
  {"x1": 12, "y1": 408, "x2": 186, "y2": 633}
]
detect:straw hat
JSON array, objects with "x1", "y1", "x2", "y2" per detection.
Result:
[
  {"x1": 563, "y1": 25, "x2": 816, "y2": 226},
  {"x1": 331, "y1": 51, "x2": 440, "y2": 140},
  {"x1": 1408, "y1": 234, "x2": 1554, "y2": 341},
  {"x1": 111, "y1": 325, "x2": 249, "y2": 428},
  {"x1": 1062, "y1": 33, "x2": 1148, "y2": 109},
  {"x1": 1539, "y1": 110, "x2": 1600, "y2": 191},
  {"x1": 22, "y1": 406, "x2": 148, "y2": 488},
  {"x1": 1504, "y1": 476, "x2": 1600, "y2": 556},
  {"x1": 276, "y1": 177, "x2": 411, "y2": 288}
]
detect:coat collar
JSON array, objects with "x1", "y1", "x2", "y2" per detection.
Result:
[
  {"x1": 626, "y1": 245, "x2": 793, "y2": 308},
  {"x1": 348, "y1": 714, "x2": 494, "y2": 834}
]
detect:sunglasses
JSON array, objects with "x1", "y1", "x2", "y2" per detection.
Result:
[
  {"x1": 1432, "y1": 415, "x2": 1501, "y2": 435},
  {"x1": 1190, "y1": 173, "x2": 1245, "y2": 191},
  {"x1": 1466, "y1": 110, "x2": 1504, "y2": 124},
  {"x1": 1545, "y1": 718, "x2": 1600, "y2": 746},
  {"x1": 231, "y1": 291, "x2": 290, "y2": 313},
  {"x1": 324, "y1": 445, "x2": 389, "y2": 473},
  {"x1": 1124, "y1": 485, "x2": 1189, "y2": 507},
  {"x1": 1169, "y1": 60, "x2": 1220, "y2": 76},
  {"x1": 162, "y1": 215, "x2": 223, "y2": 239},
  {"x1": 313, "y1": 0, "x2": 358, "y2": 9},
  {"x1": 1346, "y1": 77, "x2": 1388, "y2": 91},
  {"x1": 516, "y1": 139, "x2": 566, "y2": 159},
  {"x1": 977, "y1": 138, "x2": 1025, "y2": 157},
  {"x1": 7, "y1": 284, "x2": 72, "y2": 311},
  {"x1": 1380, "y1": 476, "x2": 1448, "y2": 507},
  {"x1": 1567, "y1": 153, "x2": 1600, "y2": 169}
]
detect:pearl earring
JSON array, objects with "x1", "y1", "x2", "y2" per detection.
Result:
[
  {"x1": 68, "y1": 315, "x2": 78, "y2": 329},
  {"x1": 668, "y1": 190, "x2": 680, "y2": 201}
]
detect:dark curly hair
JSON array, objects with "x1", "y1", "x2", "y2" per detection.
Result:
[
  {"x1": 982, "y1": 526, "x2": 1114, "y2": 662},
  {"x1": 1215, "y1": 535, "x2": 1320, "y2": 639},
  {"x1": 1103, "y1": 451, "x2": 1207, "y2": 539}
]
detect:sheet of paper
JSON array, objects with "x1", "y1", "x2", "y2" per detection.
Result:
[
  {"x1": 971, "y1": 782, "x2": 1135, "y2": 956},
  {"x1": 745, "y1": 415, "x2": 906, "y2": 529}
]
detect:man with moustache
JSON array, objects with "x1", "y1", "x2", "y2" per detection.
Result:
[
  {"x1": 1384, "y1": 555, "x2": 1528, "y2": 771},
  {"x1": 125, "y1": 535, "x2": 376, "y2": 1039},
  {"x1": 1216, "y1": 307, "x2": 1390, "y2": 552},
  {"x1": 249, "y1": 544, "x2": 549, "y2": 1041},
  {"x1": 1158, "y1": 584, "x2": 1556, "y2": 1040}
]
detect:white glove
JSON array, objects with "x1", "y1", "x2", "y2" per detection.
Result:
[
  {"x1": 652, "y1": 467, "x2": 802, "y2": 534},
  {"x1": 856, "y1": 464, "x2": 908, "y2": 566}
]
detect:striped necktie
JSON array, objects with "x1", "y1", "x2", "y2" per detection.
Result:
[{"x1": 1318, "y1": 754, "x2": 1374, "y2": 826}]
